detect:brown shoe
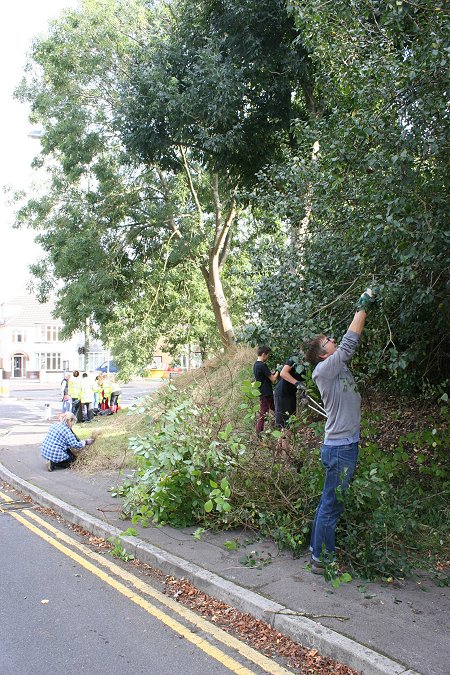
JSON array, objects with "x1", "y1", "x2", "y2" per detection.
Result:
[{"x1": 310, "y1": 556, "x2": 325, "y2": 575}]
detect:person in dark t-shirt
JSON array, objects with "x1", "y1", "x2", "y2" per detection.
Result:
[
  {"x1": 253, "y1": 346, "x2": 279, "y2": 434},
  {"x1": 274, "y1": 354, "x2": 304, "y2": 452}
]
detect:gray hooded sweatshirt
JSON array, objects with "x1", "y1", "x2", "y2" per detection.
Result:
[{"x1": 312, "y1": 330, "x2": 361, "y2": 441}]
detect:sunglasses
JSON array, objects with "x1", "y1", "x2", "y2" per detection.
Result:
[{"x1": 320, "y1": 337, "x2": 334, "y2": 349}]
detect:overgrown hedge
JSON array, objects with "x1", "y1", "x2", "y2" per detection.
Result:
[{"x1": 115, "y1": 372, "x2": 449, "y2": 581}]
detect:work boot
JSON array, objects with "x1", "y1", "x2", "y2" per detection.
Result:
[{"x1": 310, "y1": 556, "x2": 325, "y2": 575}]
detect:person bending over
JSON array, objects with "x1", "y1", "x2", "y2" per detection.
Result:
[
  {"x1": 41, "y1": 412, "x2": 95, "y2": 472},
  {"x1": 305, "y1": 288, "x2": 377, "y2": 574},
  {"x1": 273, "y1": 351, "x2": 305, "y2": 453}
]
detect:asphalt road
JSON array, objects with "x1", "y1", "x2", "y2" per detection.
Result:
[
  {"x1": 0, "y1": 400, "x2": 45, "y2": 435},
  {"x1": 0, "y1": 488, "x2": 273, "y2": 675},
  {"x1": 6, "y1": 379, "x2": 162, "y2": 405},
  {"x1": 0, "y1": 380, "x2": 162, "y2": 435}
]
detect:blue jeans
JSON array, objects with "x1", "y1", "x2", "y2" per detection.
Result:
[
  {"x1": 61, "y1": 397, "x2": 72, "y2": 413},
  {"x1": 311, "y1": 442, "x2": 359, "y2": 562}
]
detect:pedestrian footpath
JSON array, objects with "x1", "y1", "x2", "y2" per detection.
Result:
[{"x1": 1, "y1": 421, "x2": 448, "y2": 675}]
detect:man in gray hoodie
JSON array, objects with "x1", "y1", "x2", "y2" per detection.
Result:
[{"x1": 305, "y1": 288, "x2": 376, "y2": 574}]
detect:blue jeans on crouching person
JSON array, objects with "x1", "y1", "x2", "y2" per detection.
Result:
[{"x1": 311, "y1": 442, "x2": 359, "y2": 563}]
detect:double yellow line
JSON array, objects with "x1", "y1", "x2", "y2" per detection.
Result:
[{"x1": 0, "y1": 490, "x2": 292, "y2": 675}]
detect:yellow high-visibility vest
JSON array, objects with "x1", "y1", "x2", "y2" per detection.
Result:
[{"x1": 68, "y1": 376, "x2": 81, "y2": 399}]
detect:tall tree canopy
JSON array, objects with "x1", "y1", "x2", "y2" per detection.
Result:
[
  {"x1": 16, "y1": 0, "x2": 309, "y2": 360},
  {"x1": 15, "y1": 0, "x2": 448, "y2": 386},
  {"x1": 246, "y1": 0, "x2": 449, "y2": 388}
]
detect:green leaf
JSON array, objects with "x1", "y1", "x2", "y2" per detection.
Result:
[
  {"x1": 223, "y1": 540, "x2": 239, "y2": 550},
  {"x1": 122, "y1": 527, "x2": 138, "y2": 537}
]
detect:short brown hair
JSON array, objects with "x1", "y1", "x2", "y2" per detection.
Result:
[
  {"x1": 305, "y1": 335, "x2": 327, "y2": 368},
  {"x1": 256, "y1": 345, "x2": 270, "y2": 357}
]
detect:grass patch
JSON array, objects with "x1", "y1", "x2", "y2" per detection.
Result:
[
  {"x1": 75, "y1": 346, "x2": 256, "y2": 475},
  {"x1": 74, "y1": 409, "x2": 149, "y2": 473},
  {"x1": 168, "y1": 346, "x2": 254, "y2": 412}
]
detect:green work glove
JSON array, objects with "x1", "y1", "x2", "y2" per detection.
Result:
[{"x1": 355, "y1": 287, "x2": 378, "y2": 312}]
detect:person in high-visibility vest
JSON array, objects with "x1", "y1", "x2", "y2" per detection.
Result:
[
  {"x1": 93, "y1": 374, "x2": 104, "y2": 411},
  {"x1": 80, "y1": 372, "x2": 94, "y2": 423},
  {"x1": 69, "y1": 370, "x2": 82, "y2": 422},
  {"x1": 109, "y1": 379, "x2": 122, "y2": 414},
  {"x1": 102, "y1": 376, "x2": 112, "y2": 410}
]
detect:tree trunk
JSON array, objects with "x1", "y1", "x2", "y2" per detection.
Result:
[
  {"x1": 201, "y1": 257, "x2": 235, "y2": 349},
  {"x1": 179, "y1": 150, "x2": 236, "y2": 348}
]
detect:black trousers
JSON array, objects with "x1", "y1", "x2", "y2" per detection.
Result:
[
  {"x1": 72, "y1": 399, "x2": 83, "y2": 422},
  {"x1": 274, "y1": 393, "x2": 296, "y2": 429},
  {"x1": 53, "y1": 450, "x2": 77, "y2": 469},
  {"x1": 82, "y1": 402, "x2": 91, "y2": 422},
  {"x1": 109, "y1": 393, "x2": 119, "y2": 409}
]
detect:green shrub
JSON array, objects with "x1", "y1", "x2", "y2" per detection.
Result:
[
  {"x1": 115, "y1": 378, "x2": 449, "y2": 580},
  {"x1": 117, "y1": 386, "x2": 246, "y2": 528},
  {"x1": 337, "y1": 408, "x2": 449, "y2": 578}
]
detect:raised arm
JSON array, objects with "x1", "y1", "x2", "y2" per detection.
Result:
[
  {"x1": 348, "y1": 309, "x2": 367, "y2": 335},
  {"x1": 314, "y1": 288, "x2": 377, "y2": 379}
]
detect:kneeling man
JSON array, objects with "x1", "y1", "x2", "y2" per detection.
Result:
[{"x1": 41, "y1": 412, "x2": 95, "y2": 472}]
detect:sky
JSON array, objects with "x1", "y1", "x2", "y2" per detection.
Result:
[{"x1": 0, "y1": 0, "x2": 78, "y2": 304}]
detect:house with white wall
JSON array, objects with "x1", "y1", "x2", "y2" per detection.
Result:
[{"x1": 0, "y1": 295, "x2": 108, "y2": 382}]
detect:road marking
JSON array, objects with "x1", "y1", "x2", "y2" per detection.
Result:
[{"x1": 0, "y1": 492, "x2": 292, "y2": 675}]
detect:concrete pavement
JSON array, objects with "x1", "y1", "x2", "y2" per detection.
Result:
[{"x1": 0, "y1": 420, "x2": 448, "y2": 675}]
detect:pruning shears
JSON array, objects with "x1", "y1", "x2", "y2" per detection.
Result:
[{"x1": 296, "y1": 383, "x2": 327, "y2": 418}]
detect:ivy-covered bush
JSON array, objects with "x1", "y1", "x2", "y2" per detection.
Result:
[
  {"x1": 244, "y1": 0, "x2": 449, "y2": 390},
  {"x1": 338, "y1": 413, "x2": 450, "y2": 578}
]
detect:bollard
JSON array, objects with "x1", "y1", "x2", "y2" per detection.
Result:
[{"x1": 0, "y1": 382, "x2": 10, "y2": 397}]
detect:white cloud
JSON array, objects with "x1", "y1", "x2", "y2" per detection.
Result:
[{"x1": 0, "y1": 0, "x2": 79, "y2": 302}]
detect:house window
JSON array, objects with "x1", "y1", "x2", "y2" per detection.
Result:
[
  {"x1": 151, "y1": 355, "x2": 163, "y2": 369},
  {"x1": 35, "y1": 352, "x2": 62, "y2": 371},
  {"x1": 39, "y1": 325, "x2": 63, "y2": 342},
  {"x1": 12, "y1": 329, "x2": 26, "y2": 343}
]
